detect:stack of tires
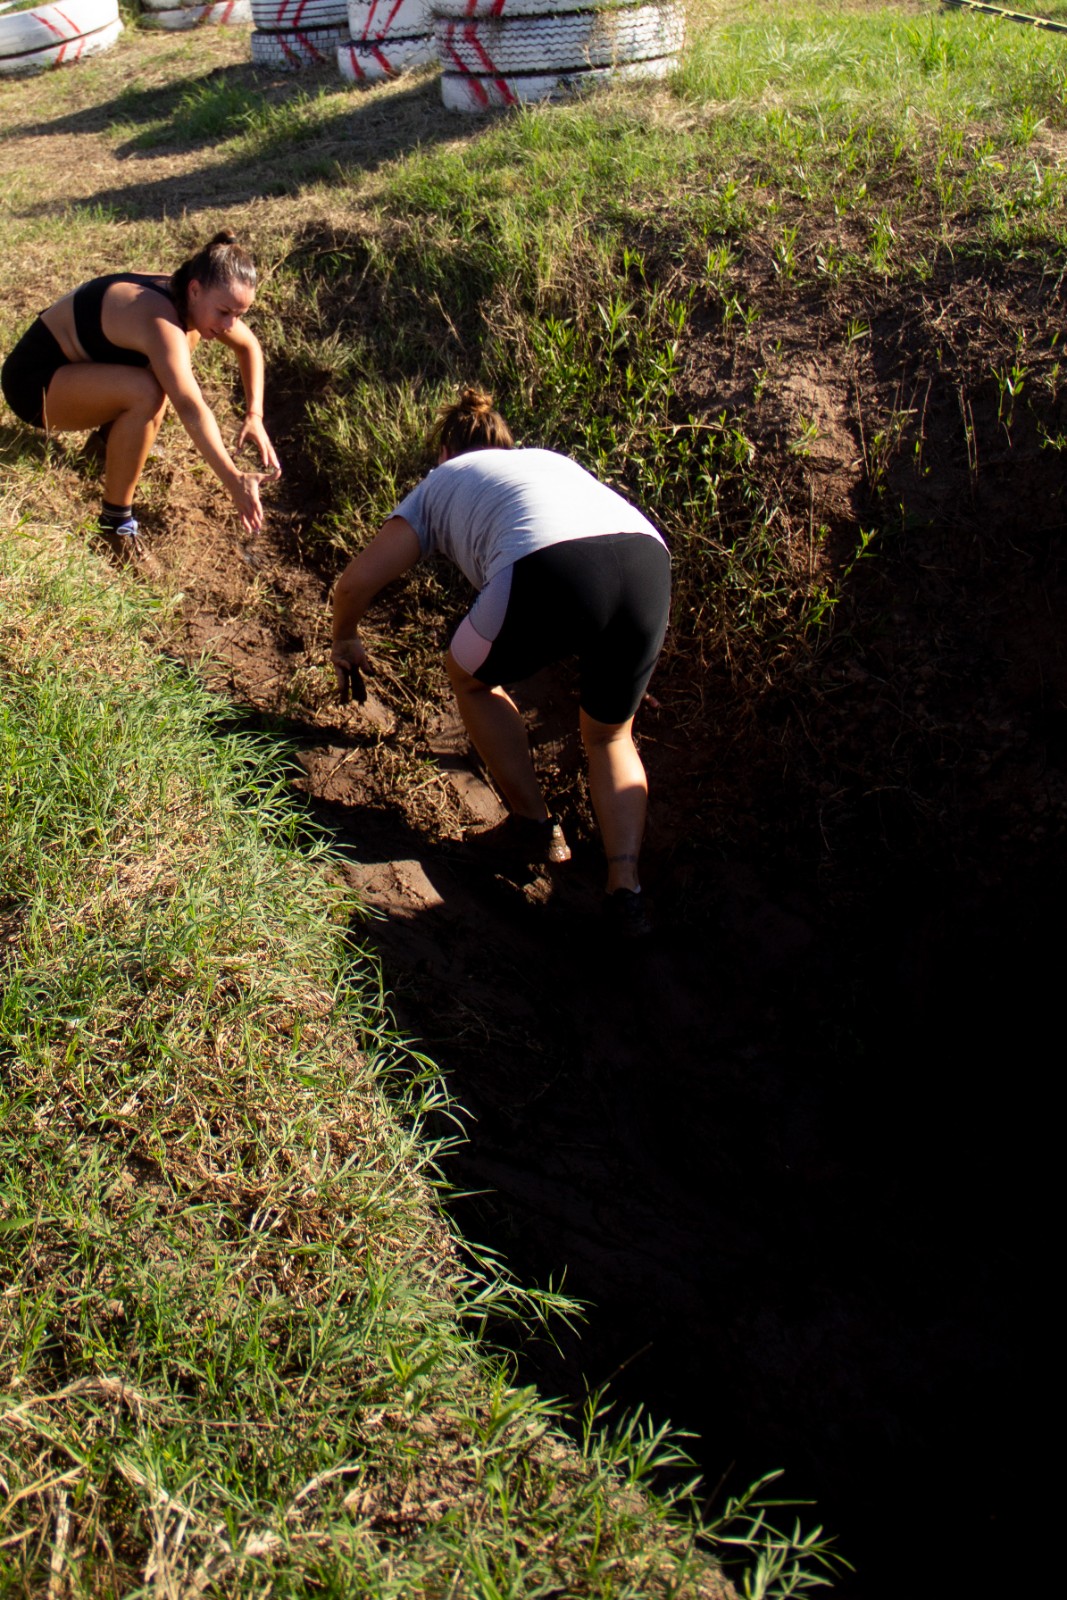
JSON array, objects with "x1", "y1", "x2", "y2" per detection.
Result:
[
  {"x1": 251, "y1": 0, "x2": 349, "y2": 69},
  {"x1": 140, "y1": 0, "x2": 251, "y2": 31},
  {"x1": 432, "y1": 0, "x2": 684, "y2": 112},
  {"x1": 338, "y1": 0, "x2": 435, "y2": 85},
  {"x1": 0, "y1": 0, "x2": 122, "y2": 74}
]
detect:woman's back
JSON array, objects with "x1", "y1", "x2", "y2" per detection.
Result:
[{"x1": 395, "y1": 446, "x2": 663, "y2": 590}]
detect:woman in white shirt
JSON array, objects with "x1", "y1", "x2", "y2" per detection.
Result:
[{"x1": 331, "y1": 388, "x2": 670, "y2": 935}]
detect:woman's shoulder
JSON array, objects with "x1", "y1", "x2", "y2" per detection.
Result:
[{"x1": 79, "y1": 273, "x2": 173, "y2": 303}]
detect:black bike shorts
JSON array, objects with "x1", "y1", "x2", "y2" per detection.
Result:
[
  {"x1": 1, "y1": 318, "x2": 69, "y2": 429},
  {"x1": 473, "y1": 532, "x2": 671, "y2": 724}
]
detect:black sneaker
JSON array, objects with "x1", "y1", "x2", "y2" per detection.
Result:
[
  {"x1": 604, "y1": 887, "x2": 652, "y2": 938},
  {"x1": 463, "y1": 813, "x2": 572, "y2": 869}
]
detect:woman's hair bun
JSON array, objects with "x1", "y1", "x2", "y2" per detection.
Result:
[
  {"x1": 456, "y1": 386, "x2": 494, "y2": 415},
  {"x1": 433, "y1": 386, "x2": 513, "y2": 458}
]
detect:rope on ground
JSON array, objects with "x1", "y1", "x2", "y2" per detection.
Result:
[{"x1": 941, "y1": 0, "x2": 1067, "y2": 33}]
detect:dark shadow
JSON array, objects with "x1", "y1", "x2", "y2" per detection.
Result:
[
  {"x1": 8, "y1": 67, "x2": 476, "y2": 223},
  {"x1": 0, "y1": 423, "x2": 48, "y2": 470},
  {"x1": 205, "y1": 675, "x2": 1042, "y2": 1600}
]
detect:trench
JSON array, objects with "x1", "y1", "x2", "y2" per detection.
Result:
[
  {"x1": 170, "y1": 301, "x2": 1060, "y2": 1597},
  {"x1": 289, "y1": 698, "x2": 1044, "y2": 1600}
]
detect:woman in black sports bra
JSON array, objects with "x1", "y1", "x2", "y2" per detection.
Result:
[{"x1": 1, "y1": 230, "x2": 280, "y2": 558}]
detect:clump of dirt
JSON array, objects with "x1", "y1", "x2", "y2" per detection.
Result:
[{"x1": 46, "y1": 243, "x2": 1060, "y2": 1600}]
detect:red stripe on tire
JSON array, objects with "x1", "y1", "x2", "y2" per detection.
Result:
[
  {"x1": 441, "y1": 19, "x2": 464, "y2": 70},
  {"x1": 462, "y1": 20, "x2": 498, "y2": 74},
  {"x1": 36, "y1": 14, "x2": 75, "y2": 40}
]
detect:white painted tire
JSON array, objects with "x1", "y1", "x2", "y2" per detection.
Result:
[
  {"x1": 0, "y1": 0, "x2": 116, "y2": 56},
  {"x1": 440, "y1": 51, "x2": 673, "y2": 109},
  {"x1": 348, "y1": 0, "x2": 426, "y2": 41},
  {"x1": 142, "y1": 0, "x2": 250, "y2": 26},
  {"x1": 435, "y1": 3, "x2": 682, "y2": 74},
  {"x1": 337, "y1": 31, "x2": 432, "y2": 78},
  {"x1": 250, "y1": 21, "x2": 347, "y2": 64},
  {"x1": 432, "y1": 0, "x2": 646, "y2": 15},
  {"x1": 139, "y1": 0, "x2": 217, "y2": 11},
  {"x1": 0, "y1": 12, "x2": 120, "y2": 70},
  {"x1": 251, "y1": 0, "x2": 346, "y2": 28}
]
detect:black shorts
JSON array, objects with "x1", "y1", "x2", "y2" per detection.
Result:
[
  {"x1": 1, "y1": 318, "x2": 69, "y2": 429},
  {"x1": 476, "y1": 533, "x2": 671, "y2": 724}
]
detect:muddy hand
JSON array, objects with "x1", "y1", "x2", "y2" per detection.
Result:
[
  {"x1": 238, "y1": 416, "x2": 282, "y2": 475},
  {"x1": 337, "y1": 663, "x2": 368, "y2": 706}
]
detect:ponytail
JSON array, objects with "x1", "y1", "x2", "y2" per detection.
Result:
[
  {"x1": 431, "y1": 386, "x2": 514, "y2": 460},
  {"x1": 171, "y1": 230, "x2": 256, "y2": 325}
]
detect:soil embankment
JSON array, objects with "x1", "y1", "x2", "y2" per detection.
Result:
[{"x1": 113, "y1": 247, "x2": 1062, "y2": 1600}]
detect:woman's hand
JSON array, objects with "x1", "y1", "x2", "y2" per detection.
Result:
[
  {"x1": 331, "y1": 635, "x2": 371, "y2": 703},
  {"x1": 229, "y1": 472, "x2": 265, "y2": 535},
  {"x1": 237, "y1": 413, "x2": 281, "y2": 474}
]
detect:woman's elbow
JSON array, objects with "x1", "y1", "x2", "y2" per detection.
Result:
[{"x1": 335, "y1": 557, "x2": 374, "y2": 611}]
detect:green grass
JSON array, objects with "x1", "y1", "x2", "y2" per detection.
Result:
[{"x1": 0, "y1": 520, "x2": 842, "y2": 1593}]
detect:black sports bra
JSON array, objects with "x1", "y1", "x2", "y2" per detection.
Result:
[{"x1": 72, "y1": 273, "x2": 178, "y2": 366}]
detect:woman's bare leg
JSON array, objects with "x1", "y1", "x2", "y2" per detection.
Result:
[
  {"x1": 580, "y1": 709, "x2": 647, "y2": 893},
  {"x1": 43, "y1": 364, "x2": 168, "y2": 507},
  {"x1": 446, "y1": 649, "x2": 548, "y2": 820}
]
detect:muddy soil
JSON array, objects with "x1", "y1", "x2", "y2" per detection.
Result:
[{"x1": 33, "y1": 244, "x2": 1061, "y2": 1600}]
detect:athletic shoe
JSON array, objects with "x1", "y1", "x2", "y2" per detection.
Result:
[
  {"x1": 463, "y1": 813, "x2": 572, "y2": 869},
  {"x1": 95, "y1": 518, "x2": 154, "y2": 569},
  {"x1": 604, "y1": 887, "x2": 653, "y2": 938}
]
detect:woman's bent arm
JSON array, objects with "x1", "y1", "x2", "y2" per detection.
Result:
[
  {"x1": 332, "y1": 517, "x2": 423, "y2": 673},
  {"x1": 218, "y1": 319, "x2": 280, "y2": 472},
  {"x1": 144, "y1": 319, "x2": 264, "y2": 532}
]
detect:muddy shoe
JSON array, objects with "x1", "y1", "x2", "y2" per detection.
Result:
[
  {"x1": 463, "y1": 813, "x2": 572, "y2": 869},
  {"x1": 604, "y1": 887, "x2": 653, "y2": 938},
  {"x1": 95, "y1": 519, "x2": 157, "y2": 573}
]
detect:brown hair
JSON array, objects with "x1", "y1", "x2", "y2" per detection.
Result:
[
  {"x1": 432, "y1": 386, "x2": 514, "y2": 459},
  {"x1": 171, "y1": 230, "x2": 256, "y2": 324}
]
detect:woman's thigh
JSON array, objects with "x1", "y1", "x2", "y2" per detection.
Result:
[
  {"x1": 578, "y1": 535, "x2": 670, "y2": 723},
  {"x1": 43, "y1": 362, "x2": 164, "y2": 432},
  {"x1": 449, "y1": 566, "x2": 514, "y2": 676}
]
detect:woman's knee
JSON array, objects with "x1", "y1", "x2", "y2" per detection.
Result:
[
  {"x1": 580, "y1": 709, "x2": 635, "y2": 753},
  {"x1": 122, "y1": 370, "x2": 167, "y2": 421},
  {"x1": 446, "y1": 648, "x2": 490, "y2": 697}
]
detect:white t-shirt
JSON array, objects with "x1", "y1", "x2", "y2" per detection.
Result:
[{"x1": 392, "y1": 447, "x2": 665, "y2": 592}]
